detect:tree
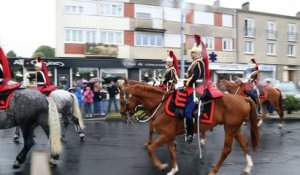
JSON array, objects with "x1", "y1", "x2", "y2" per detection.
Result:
[
  {"x1": 32, "y1": 52, "x2": 45, "y2": 58},
  {"x1": 6, "y1": 50, "x2": 17, "y2": 58},
  {"x1": 32, "y1": 45, "x2": 55, "y2": 58}
]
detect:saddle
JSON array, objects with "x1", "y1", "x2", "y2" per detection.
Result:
[
  {"x1": 0, "y1": 81, "x2": 22, "y2": 109},
  {"x1": 37, "y1": 85, "x2": 56, "y2": 96},
  {"x1": 241, "y1": 82, "x2": 267, "y2": 98}
]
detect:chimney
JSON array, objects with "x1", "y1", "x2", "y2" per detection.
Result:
[
  {"x1": 242, "y1": 2, "x2": 250, "y2": 11},
  {"x1": 213, "y1": 0, "x2": 220, "y2": 8},
  {"x1": 296, "y1": 11, "x2": 300, "y2": 17}
]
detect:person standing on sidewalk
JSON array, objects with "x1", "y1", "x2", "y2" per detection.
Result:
[
  {"x1": 99, "y1": 85, "x2": 108, "y2": 116},
  {"x1": 83, "y1": 86, "x2": 94, "y2": 118},
  {"x1": 93, "y1": 83, "x2": 101, "y2": 115},
  {"x1": 107, "y1": 81, "x2": 119, "y2": 113}
]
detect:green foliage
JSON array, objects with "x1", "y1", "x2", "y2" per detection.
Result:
[
  {"x1": 284, "y1": 95, "x2": 300, "y2": 114},
  {"x1": 6, "y1": 50, "x2": 17, "y2": 57},
  {"x1": 32, "y1": 45, "x2": 55, "y2": 58},
  {"x1": 32, "y1": 52, "x2": 45, "y2": 58}
]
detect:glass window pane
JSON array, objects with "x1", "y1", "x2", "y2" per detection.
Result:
[
  {"x1": 150, "y1": 36, "x2": 155, "y2": 45},
  {"x1": 78, "y1": 30, "x2": 83, "y2": 42},
  {"x1": 100, "y1": 32, "x2": 106, "y2": 43},
  {"x1": 136, "y1": 33, "x2": 141, "y2": 45},
  {"x1": 72, "y1": 30, "x2": 76, "y2": 41},
  {"x1": 156, "y1": 35, "x2": 162, "y2": 46},
  {"x1": 66, "y1": 30, "x2": 70, "y2": 41},
  {"x1": 108, "y1": 32, "x2": 114, "y2": 43},
  {"x1": 143, "y1": 35, "x2": 148, "y2": 45},
  {"x1": 116, "y1": 32, "x2": 122, "y2": 44}
]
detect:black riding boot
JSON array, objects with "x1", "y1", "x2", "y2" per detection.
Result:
[{"x1": 186, "y1": 118, "x2": 194, "y2": 143}]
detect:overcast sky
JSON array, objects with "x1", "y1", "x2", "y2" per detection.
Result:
[{"x1": 0, "y1": 0, "x2": 299, "y2": 57}]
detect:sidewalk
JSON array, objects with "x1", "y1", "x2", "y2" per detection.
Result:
[
  {"x1": 266, "y1": 110, "x2": 300, "y2": 120},
  {"x1": 83, "y1": 112, "x2": 121, "y2": 122}
]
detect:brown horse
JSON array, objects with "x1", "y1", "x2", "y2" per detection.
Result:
[
  {"x1": 119, "y1": 81, "x2": 259, "y2": 175},
  {"x1": 216, "y1": 79, "x2": 284, "y2": 128}
]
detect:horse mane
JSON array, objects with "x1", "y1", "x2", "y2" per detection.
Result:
[
  {"x1": 128, "y1": 80, "x2": 150, "y2": 86},
  {"x1": 132, "y1": 84, "x2": 165, "y2": 95}
]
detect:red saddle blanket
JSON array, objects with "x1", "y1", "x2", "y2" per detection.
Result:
[
  {"x1": 165, "y1": 92, "x2": 215, "y2": 124},
  {"x1": 243, "y1": 83, "x2": 267, "y2": 98},
  {"x1": 37, "y1": 85, "x2": 56, "y2": 96},
  {"x1": 186, "y1": 84, "x2": 224, "y2": 98},
  {"x1": 0, "y1": 82, "x2": 22, "y2": 109}
]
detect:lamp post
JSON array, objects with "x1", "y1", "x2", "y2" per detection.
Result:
[{"x1": 180, "y1": 0, "x2": 186, "y2": 79}]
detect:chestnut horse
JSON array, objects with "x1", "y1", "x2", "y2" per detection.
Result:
[
  {"x1": 216, "y1": 79, "x2": 284, "y2": 128},
  {"x1": 119, "y1": 82, "x2": 259, "y2": 175}
]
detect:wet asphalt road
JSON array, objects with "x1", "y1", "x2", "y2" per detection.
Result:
[{"x1": 0, "y1": 120, "x2": 300, "y2": 175}]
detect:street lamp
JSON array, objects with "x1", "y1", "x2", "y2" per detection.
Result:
[{"x1": 180, "y1": 0, "x2": 186, "y2": 79}]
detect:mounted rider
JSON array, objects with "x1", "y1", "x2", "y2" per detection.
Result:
[
  {"x1": 247, "y1": 58, "x2": 260, "y2": 105},
  {"x1": 184, "y1": 34, "x2": 210, "y2": 143},
  {"x1": 0, "y1": 47, "x2": 20, "y2": 91},
  {"x1": 159, "y1": 50, "x2": 179, "y2": 91},
  {"x1": 34, "y1": 56, "x2": 56, "y2": 95}
]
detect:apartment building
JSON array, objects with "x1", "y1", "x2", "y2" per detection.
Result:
[{"x1": 237, "y1": 2, "x2": 300, "y2": 83}]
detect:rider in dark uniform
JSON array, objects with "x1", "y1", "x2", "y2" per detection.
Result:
[
  {"x1": 0, "y1": 47, "x2": 14, "y2": 86},
  {"x1": 160, "y1": 50, "x2": 179, "y2": 90},
  {"x1": 35, "y1": 57, "x2": 48, "y2": 87},
  {"x1": 184, "y1": 34, "x2": 210, "y2": 143}
]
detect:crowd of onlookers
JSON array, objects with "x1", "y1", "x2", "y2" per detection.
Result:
[{"x1": 68, "y1": 81, "x2": 120, "y2": 118}]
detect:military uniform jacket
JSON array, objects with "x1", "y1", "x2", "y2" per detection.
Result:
[
  {"x1": 162, "y1": 66, "x2": 178, "y2": 85},
  {"x1": 186, "y1": 58, "x2": 204, "y2": 87},
  {"x1": 37, "y1": 71, "x2": 46, "y2": 85}
]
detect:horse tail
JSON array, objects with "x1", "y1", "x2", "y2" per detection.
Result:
[
  {"x1": 47, "y1": 97, "x2": 62, "y2": 155},
  {"x1": 70, "y1": 93, "x2": 85, "y2": 129},
  {"x1": 245, "y1": 97, "x2": 259, "y2": 150},
  {"x1": 276, "y1": 88, "x2": 284, "y2": 117}
]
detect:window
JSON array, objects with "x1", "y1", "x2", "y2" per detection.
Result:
[
  {"x1": 65, "y1": 29, "x2": 84, "y2": 43},
  {"x1": 267, "y1": 43, "x2": 276, "y2": 55},
  {"x1": 65, "y1": 28, "x2": 97, "y2": 43},
  {"x1": 244, "y1": 41, "x2": 254, "y2": 53},
  {"x1": 194, "y1": 11, "x2": 214, "y2": 25},
  {"x1": 222, "y1": 14, "x2": 233, "y2": 27},
  {"x1": 244, "y1": 18, "x2": 255, "y2": 37},
  {"x1": 267, "y1": 21, "x2": 277, "y2": 39},
  {"x1": 288, "y1": 24, "x2": 297, "y2": 41},
  {"x1": 222, "y1": 38, "x2": 233, "y2": 51},
  {"x1": 65, "y1": 5, "x2": 84, "y2": 14},
  {"x1": 202, "y1": 37, "x2": 214, "y2": 50},
  {"x1": 135, "y1": 32, "x2": 163, "y2": 47},
  {"x1": 135, "y1": 5, "x2": 162, "y2": 19},
  {"x1": 288, "y1": 44, "x2": 296, "y2": 56},
  {"x1": 99, "y1": 2, "x2": 123, "y2": 17},
  {"x1": 100, "y1": 30, "x2": 123, "y2": 45}
]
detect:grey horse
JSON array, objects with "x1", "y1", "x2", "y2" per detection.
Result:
[
  {"x1": 14, "y1": 89, "x2": 85, "y2": 141},
  {"x1": 1, "y1": 88, "x2": 62, "y2": 168}
]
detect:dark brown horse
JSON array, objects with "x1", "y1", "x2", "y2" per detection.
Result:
[
  {"x1": 216, "y1": 79, "x2": 284, "y2": 128},
  {"x1": 119, "y1": 81, "x2": 259, "y2": 175}
]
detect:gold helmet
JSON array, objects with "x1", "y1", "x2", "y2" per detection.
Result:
[
  {"x1": 35, "y1": 56, "x2": 42, "y2": 69},
  {"x1": 190, "y1": 34, "x2": 202, "y2": 54},
  {"x1": 165, "y1": 50, "x2": 174, "y2": 62}
]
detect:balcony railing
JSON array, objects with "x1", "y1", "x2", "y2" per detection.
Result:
[
  {"x1": 266, "y1": 30, "x2": 278, "y2": 40},
  {"x1": 288, "y1": 32, "x2": 298, "y2": 42},
  {"x1": 244, "y1": 27, "x2": 256, "y2": 37}
]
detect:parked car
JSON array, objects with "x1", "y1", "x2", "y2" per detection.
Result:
[{"x1": 274, "y1": 82, "x2": 300, "y2": 100}]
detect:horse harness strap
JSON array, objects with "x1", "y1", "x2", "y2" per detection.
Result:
[{"x1": 234, "y1": 86, "x2": 240, "y2": 95}]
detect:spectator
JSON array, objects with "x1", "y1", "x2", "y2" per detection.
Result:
[
  {"x1": 83, "y1": 86, "x2": 94, "y2": 118},
  {"x1": 93, "y1": 83, "x2": 101, "y2": 115},
  {"x1": 57, "y1": 82, "x2": 64, "y2": 89},
  {"x1": 266, "y1": 80, "x2": 274, "y2": 114},
  {"x1": 74, "y1": 87, "x2": 83, "y2": 107},
  {"x1": 99, "y1": 85, "x2": 108, "y2": 116},
  {"x1": 107, "y1": 81, "x2": 119, "y2": 113}
]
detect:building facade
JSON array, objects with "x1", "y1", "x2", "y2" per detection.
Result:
[{"x1": 52, "y1": 0, "x2": 300, "y2": 88}]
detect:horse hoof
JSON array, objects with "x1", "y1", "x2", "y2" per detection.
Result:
[
  {"x1": 160, "y1": 163, "x2": 168, "y2": 170},
  {"x1": 79, "y1": 133, "x2": 85, "y2": 140},
  {"x1": 277, "y1": 123, "x2": 283, "y2": 129},
  {"x1": 167, "y1": 167, "x2": 179, "y2": 175},
  {"x1": 49, "y1": 158, "x2": 58, "y2": 167},
  {"x1": 200, "y1": 139, "x2": 206, "y2": 146},
  {"x1": 241, "y1": 171, "x2": 251, "y2": 175},
  {"x1": 13, "y1": 160, "x2": 21, "y2": 169}
]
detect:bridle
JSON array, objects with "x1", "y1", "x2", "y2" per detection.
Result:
[{"x1": 121, "y1": 85, "x2": 167, "y2": 123}]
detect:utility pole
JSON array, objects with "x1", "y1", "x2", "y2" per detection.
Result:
[{"x1": 180, "y1": 0, "x2": 186, "y2": 79}]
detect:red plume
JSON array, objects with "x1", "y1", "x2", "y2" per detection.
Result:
[
  {"x1": 170, "y1": 51, "x2": 180, "y2": 77},
  {"x1": 0, "y1": 47, "x2": 12, "y2": 83},
  {"x1": 200, "y1": 40, "x2": 211, "y2": 87},
  {"x1": 37, "y1": 57, "x2": 51, "y2": 86},
  {"x1": 194, "y1": 34, "x2": 201, "y2": 47}
]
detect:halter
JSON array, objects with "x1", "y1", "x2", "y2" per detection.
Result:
[{"x1": 122, "y1": 86, "x2": 166, "y2": 123}]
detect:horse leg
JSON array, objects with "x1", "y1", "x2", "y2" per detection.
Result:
[
  {"x1": 235, "y1": 129, "x2": 253, "y2": 174},
  {"x1": 13, "y1": 127, "x2": 35, "y2": 169},
  {"x1": 200, "y1": 131, "x2": 206, "y2": 146},
  {"x1": 209, "y1": 126, "x2": 236, "y2": 175},
  {"x1": 71, "y1": 115, "x2": 85, "y2": 140},
  {"x1": 272, "y1": 102, "x2": 284, "y2": 129},
  {"x1": 145, "y1": 120, "x2": 154, "y2": 147},
  {"x1": 257, "y1": 102, "x2": 267, "y2": 127},
  {"x1": 147, "y1": 134, "x2": 169, "y2": 170},
  {"x1": 61, "y1": 115, "x2": 69, "y2": 138},
  {"x1": 13, "y1": 126, "x2": 21, "y2": 143},
  {"x1": 166, "y1": 140, "x2": 178, "y2": 175}
]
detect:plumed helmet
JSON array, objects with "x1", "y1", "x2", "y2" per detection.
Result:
[
  {"x1": 35, "y1": 56, "x2": 42, "y2": 68},
  {"x1": 190, "y1": 34, "x2": 202, "y2": 54},
  {"x1": 165, "y1": 50, "x2": 174, "y2": 62}
]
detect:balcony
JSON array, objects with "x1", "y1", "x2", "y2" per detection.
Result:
[
  {"x1": 266, "y1": 30, "x2": 278, "y2": 40},
  {"x1": 244, "y1": 27, "x2": 256, "y2": 37},
  {"x1": 85, "y1": 43, "x2": 118, "y2": 57},
  {"x1": 132, "y1": 18, "x2": 164, "y2": 32},
  {"x1": 288, "y1": 32, "x2": 298, "y2": 42}
]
